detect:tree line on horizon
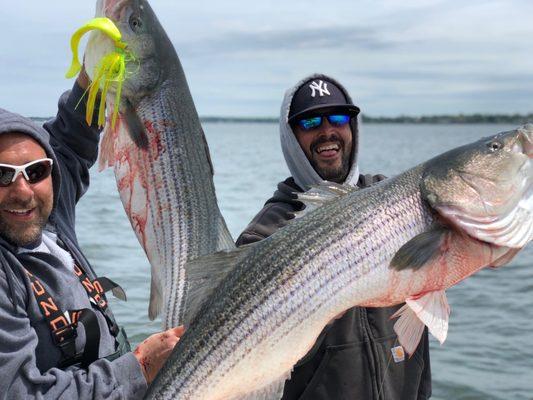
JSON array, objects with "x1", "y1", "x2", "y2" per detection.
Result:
[{"x1": 30, "y1": 113, "x2": 533, "y2": 124}]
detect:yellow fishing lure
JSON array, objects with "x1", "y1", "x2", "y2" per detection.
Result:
[{"x1": 66, "y1": 17, "x2": 130, "y2": 128}]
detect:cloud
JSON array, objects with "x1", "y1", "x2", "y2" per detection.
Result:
[
  {"x1": 0, "y1": 0, "x2": 532, "y2": 117},
  {"x1": 176, "y1": 25, "x2": 394, "y2": 56}
]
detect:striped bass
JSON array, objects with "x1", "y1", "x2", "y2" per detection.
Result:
[
  {"x1": 84, "y1": 0, "x2": 234, "y2": 328},
  {"x1": 147, "y1": 125, "x2": 532, "y2": 399}
]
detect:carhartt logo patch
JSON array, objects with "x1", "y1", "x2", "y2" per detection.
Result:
[
  {"x1": 309, "y1": 80, "x2": 330, "y2": 97},
  {"x1": 391, "y1": 346, "x2": 405, "y2": 363}
]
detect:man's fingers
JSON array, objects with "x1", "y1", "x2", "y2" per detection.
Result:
[{"x1": 171, "y1": 325, "x2": 186, "y2": 337}]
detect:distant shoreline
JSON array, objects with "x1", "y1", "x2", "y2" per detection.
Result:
[
  {"x1": 30, "y1": 114, "x2": 533, "y2": 124},
  {"x1": 199, "y1": 114, "x2": 533, "y2": 124}
]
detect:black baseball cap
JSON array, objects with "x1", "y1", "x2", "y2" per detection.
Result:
[{"x1": 288, "y1": 78, "x2": 360, "y2": 123}]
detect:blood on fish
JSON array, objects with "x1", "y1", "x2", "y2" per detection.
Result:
[
  {"x1": 113, "y1": 116, "x2": 170, "y2": 255},
  {"x1": 143, "y1": 120, "x2": 167, "y2": 161},
  {"x1": 114, "y1": 142, "x2": 150, "y2": 250},
  {"x1": 144, "y1": 120, "x2": 156, "y2": 135},
  {"x1": 132, "y1": 213, "x2": 148, "y2": 249}
]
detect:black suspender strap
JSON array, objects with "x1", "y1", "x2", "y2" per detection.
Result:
[
  {"x1": 23, "y1": 268, "x2": 101, "y2": 366},
  {"x1": 76, "y1": 309, "x2": 101, "y2": 368},
  {"x1": 55, "y1": 308, "x2": 101, "y2": 369},
  {"x1": 57, "y1": 236, "x2": 126, "y2": 328},
  {"x1": 71, "y1": 263, "x2": 125, "y2": 336},
  {"x1": 72, "y1": 264, "x2": 109, "y2": 310},
  {"x1": 22, "y1": 236, "x2": 128, "y2": 369},
  {"x1": 23, "y1": 262, "x2": 126, "y2": 368}
]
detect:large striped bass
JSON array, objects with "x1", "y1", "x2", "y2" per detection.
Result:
[
  {"x1": 147, "y1": 125, "x2": 532, "y2": 399},
  {"x1": 83, "y1": 0, "x2": 234, "y2": 328}
]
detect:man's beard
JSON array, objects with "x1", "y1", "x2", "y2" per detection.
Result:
[
  {"x1": 0, "y1": 199, "x2": 50, "y2": 247},
  {"x1": 310, "y1": 136, "x2": 352, "y2": 183}
]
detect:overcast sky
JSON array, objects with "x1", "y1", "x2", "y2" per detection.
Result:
[{"x1": 1, "y1": 0, "x2": 532, "y2": 118}]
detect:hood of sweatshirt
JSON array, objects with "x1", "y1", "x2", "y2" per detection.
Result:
[
  {"x1": 279, "y1": 73, "x2": 360, "y2": 191},
  {"x1": 0, "y1": 108, "x2": 61, "y2": 214}
]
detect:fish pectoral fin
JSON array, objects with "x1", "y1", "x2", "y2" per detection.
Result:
[
  {"x1": 98, "y1": 126, "x2": 116, "y2": 170},
  {"x1": 148, "y1": 272, "x2": 163, "y2": 321},
  {"x1": 183, "y1": 245, "x2": 251, "y2": 327},
  {"x1": 391, "y1": 304, "x2": 426, "y2": 356},
  {"x1": 392, "y1": 290, "x2": 450, "y2": 356},
  {"x1": 489, "y1": 247, "x2": 520, "y2": 268},
  {"x1": 293, "y1": 183, "x2": 357, "y2": 219},
  {"x1": 390, "y1": 223, "x2": 450, "y2": 270},
  {"x1": 123, "y1": 100, "x2": 149, "y2": 149}
]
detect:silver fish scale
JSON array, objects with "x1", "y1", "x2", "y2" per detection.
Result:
[
  {"x1": 135, "y1": 82, "x2": 234, "y2": 329},
  {"x1": 148, "y1": 165, "x2": 436, "y2": 399}
]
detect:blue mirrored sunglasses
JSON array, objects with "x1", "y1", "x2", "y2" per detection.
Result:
[{"x1": 296, "y1": 115, "x2": 351, "y2": 131}]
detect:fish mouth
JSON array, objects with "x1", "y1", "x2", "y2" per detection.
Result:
[
  {"x1": 99, "y1": 0, "x2": 129, "y2": 20},
  {"x1": 519, "y1": 124, "x2": 533, "y2": 158}
]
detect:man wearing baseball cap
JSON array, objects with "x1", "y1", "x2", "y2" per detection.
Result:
[{"x1": 236, "y1": 74, "x2": 432, "y2": 399}]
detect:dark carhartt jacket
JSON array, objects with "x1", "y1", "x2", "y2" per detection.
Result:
[
  {"x1": 0, "y1": 84, "x2": 146, "y2": 399},
  {"x1": 236, "y1": 175, "x2": 432, "y2": 400}
]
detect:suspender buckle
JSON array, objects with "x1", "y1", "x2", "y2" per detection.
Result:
[
  {"x1": 52, "y1": 323, "x2": 78, "y2": 363},
  {"x1": 52, "y1": 323, "x2": 78, "y2": 346}
]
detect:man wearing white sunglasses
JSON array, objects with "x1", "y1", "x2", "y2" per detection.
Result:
[
  {"x1": 0, "y1": 155, "x2": 54, "y2": 246},
  {"x1": 0, "y1": 70, "x2": 181, "y2": 399},
  {"x1": 236, "y1": 74, "x2": 432, "y2": 399}
]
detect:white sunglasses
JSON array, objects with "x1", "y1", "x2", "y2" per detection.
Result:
[{"x1": 0, "y1": 158, "x2": 54, "y2": 187}]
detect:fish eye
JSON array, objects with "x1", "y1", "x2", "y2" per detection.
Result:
[
  {"x1": 488, "y1": 140, "x2": 503, "y2": 152},
  {"x1": 129, "y1": 15, "x2": 143, "y2": 32}
]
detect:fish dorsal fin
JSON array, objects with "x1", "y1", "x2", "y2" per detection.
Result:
[
  {"x1": 182, "y1": 245, "x2": 254, "y2": 327},
  {"x1": 216, "y1": 216, "x2": 236, "y2": 251},
  {"x1": 389, "y1": 223, "x2": 449, "y2": 270},
  {"x1": 200, "y1": 126, "x2": 215, "y2": 176},
  {"x1": 391, "y1": 290, "x2": 450, "y2": 355},
  {"x1": 293, "y1": 182, "x2": 357, "y2": 219}
]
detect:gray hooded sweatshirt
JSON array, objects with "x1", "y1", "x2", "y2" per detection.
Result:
[
  {"x1": 0, "y1": 84, "x2": 146, "y2": 399},
  {"x1": 279, "y1": 73, "x2": 360, "y2": 191},
  {"x1": 237, "y1": 74, "x2": 431, "y2": 400}
]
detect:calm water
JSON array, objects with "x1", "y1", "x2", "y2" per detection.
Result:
[{"x1": 76, "y1": 123, "x2": 533, "y2": 400}]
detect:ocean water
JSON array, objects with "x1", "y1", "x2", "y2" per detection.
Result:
[{"x1": 76, "y1": 123, "x2": 533, "y2": 400}]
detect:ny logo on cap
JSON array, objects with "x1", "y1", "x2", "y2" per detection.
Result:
[{"x1": 309, "y1": 80, "x2": 330, "y2": 97}]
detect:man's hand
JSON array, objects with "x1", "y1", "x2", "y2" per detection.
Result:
[
  {"x1": 76, "y1": 64, "x2": 90, "y2": 90},
  {"x1": 133, "y1": 326, "x2": 185, "y2": 384}
]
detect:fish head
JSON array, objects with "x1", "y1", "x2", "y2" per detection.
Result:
[
  {"x1": 421, "y1": 124, "x2": 533, "y2": 248},
  {"x1": 85, "y1": 0, "x2": 175, "y2": 104}
]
